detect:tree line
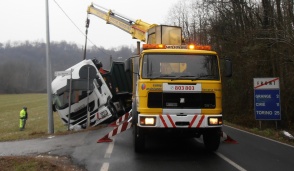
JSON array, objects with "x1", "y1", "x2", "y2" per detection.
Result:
[
  {"x1": 166, "y1": 0, "x2": 294, "y2": 129},
  {"x1": 0, "y1": 41, "x2": 135, "y2": 94}
]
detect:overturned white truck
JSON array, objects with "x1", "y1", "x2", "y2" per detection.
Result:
[{"x1": 51, "y1": 59, "x2": 132, "y2": 130}]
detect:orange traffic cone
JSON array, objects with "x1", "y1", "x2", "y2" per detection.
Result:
[{"x1": 221, "y1": 131, "x2": 238, "y2": 144}]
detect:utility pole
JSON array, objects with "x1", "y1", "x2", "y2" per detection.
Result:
[{"x1": 45, "y1": 0, "x2": 54, "y2": 134}]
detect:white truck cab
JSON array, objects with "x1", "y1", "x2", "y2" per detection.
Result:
[{"x1": 51, "y1": 59, "x2": 113, "y2": 130}]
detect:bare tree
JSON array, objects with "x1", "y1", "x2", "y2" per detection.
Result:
[{"x1": 165, "y1": 0, "x2": 294, "y2": 129}]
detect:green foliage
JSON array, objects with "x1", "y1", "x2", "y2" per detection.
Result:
[{"x1": 0, "y1": 94, "x2": 67, "y2": 141}]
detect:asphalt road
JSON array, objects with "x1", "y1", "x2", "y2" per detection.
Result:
[
  {"x1": 220, "y1": 126, "x2": 294, "y2": 171},
  {"x1": 1, "y1": 125, "x2": 294, "y2": 171}
]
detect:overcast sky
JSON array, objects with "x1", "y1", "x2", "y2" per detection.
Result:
[{"x1": 0, "y1": 0, "x2": 179, "y2": 49}]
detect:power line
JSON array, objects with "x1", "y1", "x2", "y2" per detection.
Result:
[
  {"x1": 52, "y1": 0, "x2": 111, "y2": 56},
  {"x1": 52, "y1": 0, "x2": 84, "y2": 38}
]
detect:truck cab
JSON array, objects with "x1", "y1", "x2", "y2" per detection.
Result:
[
  {"x1": 132, "y1": 44, "x2": 227, "y2": 152},
  {"x1": 51, "y1": 59, "x2": 113, "y2": 130}
]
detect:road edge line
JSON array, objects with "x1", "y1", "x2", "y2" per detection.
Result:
[{"x1": 224, "y1": 125, "x2": 294, "y2": 148}]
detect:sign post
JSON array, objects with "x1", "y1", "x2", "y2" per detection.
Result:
[
  {"x1": 254, "y1": 77, "x2": 281, "y2": 129},
  {"x1": 46, "y1": 0, "x2": 53, "y2": 134}
]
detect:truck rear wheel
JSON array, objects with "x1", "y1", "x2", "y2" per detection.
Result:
[{"x1": 203, "y1": 128, "x2": 220, "y2": 152}]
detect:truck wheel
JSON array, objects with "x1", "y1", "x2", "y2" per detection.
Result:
[
  {"x1": 132, "y1": 101, "x2": 144, "y2": 152},
  {"x1": 133, "y1": 124, "x2": 145, "y2": 153},
  {"x1": 203, "y1": 128, "x2": 220, "y2": 152},
  {"x1": 131, "y1": 102, "x2": 137, "y2": 125}
]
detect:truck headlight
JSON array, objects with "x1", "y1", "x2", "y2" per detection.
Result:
[
  {"x1": 208, "y1": 117, "x2": 223, "y2": 125},
  {"x1": 140, "y1": 117, "x2": 156, "y2": 126}
]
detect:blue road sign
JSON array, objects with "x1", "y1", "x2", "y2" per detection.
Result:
[
  {"x1": 254, "y1": 89, "x2": 281, "y2": 120},
  {"x1": 254, "y1": 78, "x2": 281, "y2": 120}
]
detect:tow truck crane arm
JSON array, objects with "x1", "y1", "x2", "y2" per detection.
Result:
[{"x1": 87, "y1": 3, "x2": 157, "y2": 42}]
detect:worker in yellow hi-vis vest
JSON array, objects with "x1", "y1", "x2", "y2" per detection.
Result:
[{"x1": 19, "y1": 107, "x2": 28, "y2": 131}]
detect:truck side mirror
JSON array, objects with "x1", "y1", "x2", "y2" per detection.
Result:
[{"x1": 225, "y1": 59, "x2": 232, "y2": 77}]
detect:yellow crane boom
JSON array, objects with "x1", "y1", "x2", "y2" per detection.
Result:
[{"x1": 87, "y1": 3, "x2": 157, "y2": 42}]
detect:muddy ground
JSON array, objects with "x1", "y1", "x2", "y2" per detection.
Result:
[{"x1": 0, "y1": 155, "x2": 86, "y2": 171}]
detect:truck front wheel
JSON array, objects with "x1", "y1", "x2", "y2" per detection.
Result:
[
  {"x1": 133, "y1": 124, "x2": 145, "y2": 153},
  {"x1": 203, "y1": 128, "x2": 221, "y2": 152},
  {"x1": 132, "y1": 101, "x2": 145, "y2": 152}
]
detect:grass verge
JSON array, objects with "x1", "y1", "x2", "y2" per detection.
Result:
[
  {"x1": 0, "y1": 94, "x2": 67, "y2": 141},
  {"x1": 0, "y1": 155, "x2": 85, "y2": 171},
  {"x1": 0, "y1": 94, "x2": 87, "y2": 170}
]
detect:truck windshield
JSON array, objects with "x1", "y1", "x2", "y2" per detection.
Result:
[
  {"x1": 53, "y1": 91, "x2": 91, "y2": 110},
  {"x1": 142, "y1": 54, "x2": 220, "y2": 80}
]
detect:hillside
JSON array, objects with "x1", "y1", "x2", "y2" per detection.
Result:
[{"x1": 0, "y1": 41, "x2": 135, "y2": 93}]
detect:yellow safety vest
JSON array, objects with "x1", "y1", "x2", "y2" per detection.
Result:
[{"x1": 20, "y1": 109, "x2": 26, "y2": 118}]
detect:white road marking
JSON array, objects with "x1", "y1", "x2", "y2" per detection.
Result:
[
  {"x1": 215, "y1": 152, "x2": 247, "y2": 171},
  {"x1": 100, "y1": 162, "x2": 109, "y2": 171},
  {"x1": 104, "y1": 138, "x2": 115, "y2": 158},
  {"x1": 100, "y1": 138, "x2": 116, "y2": 171},
  {"x1": 194, "y1": 137, "x2": 245, "y2": 170}
]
